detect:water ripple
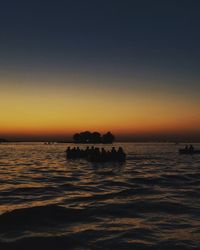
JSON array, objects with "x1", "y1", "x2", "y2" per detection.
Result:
[{"x1": 0, "y1": 142, "x2": 200, "y2": 249}]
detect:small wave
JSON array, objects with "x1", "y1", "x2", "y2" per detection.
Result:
[
  {"x1": 0, "y1": 186, "x2": 60, "y2": 196},
  {"x1": 0, "y1": 235, "x2": 198, "y2": 250},
  {"x1": 1, "y1": 199, "x2": 197, "y2": 234},
  {"x1": 89, "y1": 201, "x2": 199, "y2": 218},
  {"x1": 0, "y1": 205, "x2": 93, "y2": 232},
  {"x1": 0, "y1": 234, "x2": 90, "y2": 250}
]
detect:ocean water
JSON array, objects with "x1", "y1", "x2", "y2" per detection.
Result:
[{"x1": 0, "y1": 143, "x2": 200, "y2": 250}]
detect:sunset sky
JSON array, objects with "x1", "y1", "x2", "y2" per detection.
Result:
[{"x1": 0, "y1": 0, "x2": 200, "y2": 141}]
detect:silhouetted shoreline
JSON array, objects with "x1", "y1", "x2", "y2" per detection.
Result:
[{"x1": 2, "y1": 140, "x2": 200, "y2": 144}]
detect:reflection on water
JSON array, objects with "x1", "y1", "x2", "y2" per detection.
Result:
[{"x1": 0, "y1": 143, "x2": 200, "y2": 249}]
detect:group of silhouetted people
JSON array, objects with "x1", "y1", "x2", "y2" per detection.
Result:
[
  {"x1": 184, "y1": 144, "x2": 194, "y2": 152},
  {"x1": 179, "y1": 144, "x2": 199, "y2": 155},
  {"x1": 66, "y1": 146, "x2": 126, "y2": 162}
]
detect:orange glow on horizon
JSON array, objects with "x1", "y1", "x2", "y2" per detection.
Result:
[{"x1": 0, "y1": 73, "x2": 200, "y2": 139}]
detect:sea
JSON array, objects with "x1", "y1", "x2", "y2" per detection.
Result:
[{"x1": 0, "y1": 142, "x2": 199, "y2": 250}]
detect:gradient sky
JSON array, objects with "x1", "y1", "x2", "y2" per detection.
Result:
[{"x1": 0, "y1": 0, "x2": 200, "y2": 141}]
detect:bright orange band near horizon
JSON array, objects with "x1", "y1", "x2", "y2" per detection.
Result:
[{"x1": 0, "y1": 73, "x2": 200, "y2": 139}]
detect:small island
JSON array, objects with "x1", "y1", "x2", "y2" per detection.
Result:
[{"x1": 73, "y1": 131, "x2": 115, "y2": 144}]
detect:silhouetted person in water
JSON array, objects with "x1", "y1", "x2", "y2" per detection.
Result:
[
  {"x1": 101, "y1": 148, "x2": 107, "y2": 162},
  {"x1": 185, "y1": 145, "x2": 189, "y2": 150},
  {"x1": 91, "y1": 147, "x2": 101, "y2": 162},
  {"x1": 117, "y1": 147, "x2": 126, "y2": 162},
  {"x1": 85, "y1": 146, "x2": 90, "y2": 156},
  {"x1": 111, "y1": 147, "x2": 117, "y2": 161},
  {"x1": 189, "y1": 144, "x2": 194, "y2": 152},
  {"x1": 66, "y1": 146, "x2": 71, "y2": 153}
]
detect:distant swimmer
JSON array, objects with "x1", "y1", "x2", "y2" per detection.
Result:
[
  {"x1": 179, "y1": 144, "x2": 200, "y2": 155},
  {"x1": 189, "y1": 145, "x2": 194, "y2": 151}
]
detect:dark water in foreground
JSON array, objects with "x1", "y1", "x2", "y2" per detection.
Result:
[{"x1": 0, "y1": 143, "x2": 200, "y2": 250}]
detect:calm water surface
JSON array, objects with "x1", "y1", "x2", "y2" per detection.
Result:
[{"x1": 0, "y1": 143, "x2": 200, "y2": 250}]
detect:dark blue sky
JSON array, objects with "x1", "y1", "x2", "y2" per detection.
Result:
[{"x1": 0, "y1": 0, "x2": 200, "y2": 78}]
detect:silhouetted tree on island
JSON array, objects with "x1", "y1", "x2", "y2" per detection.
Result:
[
  {"x1": 91, "y1": 132, "x2": 101, "y2": 143},
  {"x1": 102, "y1": 132, "x2": 115, "y2": 144},
  {"x1": 73, "y1": 133, "x2": 81, "y2": 143},
  {"x1": 73, "y1": 131, "x2": 115, "y2": 144}
]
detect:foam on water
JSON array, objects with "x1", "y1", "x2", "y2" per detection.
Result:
[{"x1": 0, "y1": 143, "x2": 200, "y2": 250}]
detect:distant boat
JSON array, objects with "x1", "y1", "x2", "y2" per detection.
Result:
[
  {"x1": 44, "y1": 142, "x2": 57, "y2": 145},
  {"x1": 179, "y1": 149, "x2": 200, "y2": 155}
]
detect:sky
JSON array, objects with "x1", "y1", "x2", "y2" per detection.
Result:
[{"x1": 0, "y1": 0, "x2": 200, "y2": 141}]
